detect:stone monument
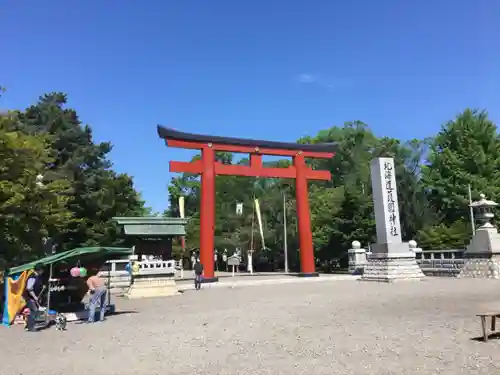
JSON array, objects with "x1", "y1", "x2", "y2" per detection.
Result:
[
  {"x1": 459, "y1": 194, "x2": 500, "y2": 279},
  {"x1": 361, "y1": 157, "x2": 424, "y2": 282}
]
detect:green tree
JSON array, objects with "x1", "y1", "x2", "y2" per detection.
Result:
[
  {"x1": 373, "y1": 137, "x2": 435, "y2": 241},
  {"x1": 0, "y1": 114, "x2": 74, "y2": 267},
  {"x1": 15, "y1": 93, "x2": 148, "y2": 250},
  {"x1": 309, "y1": 185, "x2": 343, "y2": 260},
  {"x1": 415, "y1": 220, "x2": 471, "y2": 250},
  {"x1": 422, "y1": 109, "x2": 500, "y2": 224},
  {"x1": 328, "y1": 186, "x2": 376, "y2": 258},
  {"x1": 298, "y1": 121, "x2": 378, "y2": 258},
  {"x1": 293, "y1": 121, "x2": 433, "y2": 258}
]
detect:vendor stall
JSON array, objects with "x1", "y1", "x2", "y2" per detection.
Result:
[{"x1": 2, "y1": 247, "x2": 132, "y2": 327}]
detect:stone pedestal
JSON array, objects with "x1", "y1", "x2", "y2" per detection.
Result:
[
  {"x1": 247, "y1": 250, "x2": 254, "y2": 274},
  {"x1": 125, "y1": 274, "x2": 180, "y2": 299},
  {"x1": 459, "y1": 257, "x2": 500, "y2": 279},
  {"x1": 459, "y1": 194, "x2": 500, "y2": 279},
  {"x1": 348, "y1": 241, "x2": 367, "y2": 275},
  {"x1": 362, "y1": 246, "x2": 424, "y2": 282},
  {"x1": 459, "y1": 226, "x2": 500, "y2": 279},
  {"x1": 361, "y1": 157, "x2": 424, "y2": 282}
]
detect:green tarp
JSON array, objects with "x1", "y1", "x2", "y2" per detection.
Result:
[{"x1": 8, "y1": 247, "x2": 133, "y2": 275}]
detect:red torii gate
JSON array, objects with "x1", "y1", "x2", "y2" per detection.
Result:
[{"x1": 158, "y1": 126, "x2": 335, "y2": 281}]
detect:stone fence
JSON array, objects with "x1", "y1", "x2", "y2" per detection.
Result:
[
  {"x1": 348, "y1": 241, "x2": 466, "y2": 277},
  {"x1": 98, "y1": 259, "x2": 178, "y2": 294},
  {"x1": 102, "y1": 247, "x2": 468, "y2": 286},
  {"x1": 415, "y1": 249, "x2": 464, "y2": 277}
]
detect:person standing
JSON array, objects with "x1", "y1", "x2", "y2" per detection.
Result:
[
  {"x1": 23, "y1": 263, "x2": 45, "y2": 332},
  {"x1": 86, "y1": 273, "x2": 107, "y2": 323},
  {"x1": 193, "y1": 260, "x2": 204, "y2": 290}
]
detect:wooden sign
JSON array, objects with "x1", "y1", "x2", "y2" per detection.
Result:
[{"x1": 227, "y1": 255, "x2": 240, "y2": 266}]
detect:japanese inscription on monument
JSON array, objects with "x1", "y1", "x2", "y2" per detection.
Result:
[
  {"x1": 370, "y1": 157, "x2": 402, "y2": 244},
  {"x1": 383, "y1": 161, "x2": 398, "y2": 237}
]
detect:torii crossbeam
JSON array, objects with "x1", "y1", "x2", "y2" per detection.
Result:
[{"x1": 158, "y1": 126, "x2": 336, "y2": 281}]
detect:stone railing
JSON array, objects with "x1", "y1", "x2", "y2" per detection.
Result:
[
  {"x1": 416, "y1": 249, "x2": 465, "y2": 277},
  {"x1": 136, "y1": 259, "x2": 176, "y2": 275},
  {"x1": 348, "y1": 241, "x2": 466, "y2": 277},
  {"x1": 415, "y1": 249, "x2": 464, "y2": 260},
  {"x1": 98, "y1": 259, "x2": 178, "y2": 294}
]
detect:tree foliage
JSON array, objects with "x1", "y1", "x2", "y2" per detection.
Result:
[
  {"x1": 422, "y1": 109, "x2": 500, "y2": 223},
  {"x1": 0, "y1": 93, "x2": 149, "y2": 268},
  {"x1": 166, "y1": 109, "x2": 499, "y2": 270},
  {"x1": 0, "y1": 113, "x2": 73, "y2": 267}
]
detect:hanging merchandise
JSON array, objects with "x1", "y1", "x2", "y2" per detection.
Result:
[
  {"x1": 79, "y1": 267, "x2": 88, "y2": 277},
  {"x1": 70, "y1": 267, "x2": 80, "y2": 277}
]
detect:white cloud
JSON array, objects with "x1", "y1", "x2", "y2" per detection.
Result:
[
  {"x1": 296, "y1": 73, "x2": 347, "y2": 92},
  {"x1": 297, "y1": 73, "x2": 317, "y2": 83}
]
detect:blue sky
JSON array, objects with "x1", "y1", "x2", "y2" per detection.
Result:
[{"x1": 1, "y1": 0, "x2": 499, "y2": 213}]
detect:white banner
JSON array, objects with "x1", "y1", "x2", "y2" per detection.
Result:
[
  {"x1": 254, "y1": 199, "x2": 266, "y2": 249},
  {"x1": 236, "y1": 202, "x2": 243, "y2": 216},
  {"x1": 179, "y1": 196, "x2": 185, "y2": 218}
]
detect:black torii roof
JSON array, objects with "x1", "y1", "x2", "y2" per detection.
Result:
[{"x1": 157, "y1": 125, "x2": 336, "y2": 153}]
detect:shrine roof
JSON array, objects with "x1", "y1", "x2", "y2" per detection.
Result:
[
  {"x1": 112, "y1": 216, "x2": 187, "y2": 236},
  {"x1": 157, "y1": 125, "x2": 337, "y2": 153}
]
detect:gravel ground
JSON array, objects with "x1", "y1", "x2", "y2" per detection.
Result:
[{"x1": 3, "y1": 277, "x2": 500, "y2": 375}]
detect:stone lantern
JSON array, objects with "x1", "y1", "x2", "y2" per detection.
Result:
[
  {"x1": 460, "y1": 193, "x2": 500, "y2": 279},
  {"x1": 470, "y1": 193, "x2": 497, "y2": 229}
]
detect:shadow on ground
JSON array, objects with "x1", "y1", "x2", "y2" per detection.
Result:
[{"x1": 471, "y1": 332, "x2": 500, "y2": 342}]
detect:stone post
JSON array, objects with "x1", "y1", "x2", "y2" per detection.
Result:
[
  {"x1": 348, "y1": 241, "x2": 367, "y2": 275},
  {"x1": 361, "y1": 157, "x2": 424, "y2": 282},
  {"x1": 247, "y1": 249, "x2": 254, "y2": 274},
  {"x1": 459, "y1": 194, "x2": 500, "y2": 279},
  {"x1": 409, "y1": 240, "x2": 422, "y2": 257}
]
